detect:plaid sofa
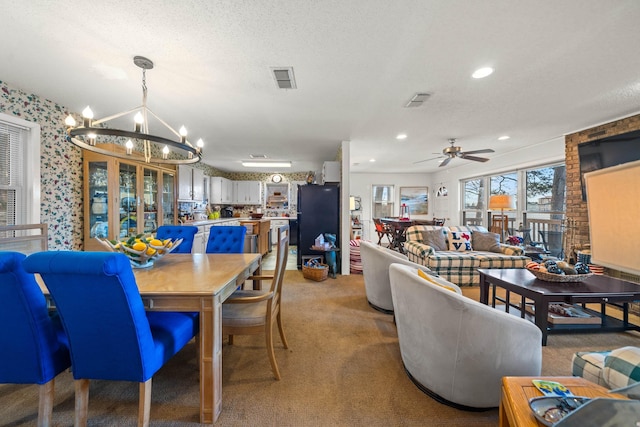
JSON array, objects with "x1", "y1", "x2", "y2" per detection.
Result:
[
  {"x1": 572, "y1": 346, "x2": 640, "y2": 390},
  {"x1": 404, "y1": 225, "x2": 529, "y2": 286}
]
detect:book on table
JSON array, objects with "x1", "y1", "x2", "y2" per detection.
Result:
[{"x1": 524, "y1": 303, "x2": 602, "y2": 325}]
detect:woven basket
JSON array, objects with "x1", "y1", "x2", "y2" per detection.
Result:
[
  {"x1": 527, "y1": 267, "x2": 594, "y2": 283},
  {"x1": 303, "y1": 264, "x2": 329, "y2": 281}
]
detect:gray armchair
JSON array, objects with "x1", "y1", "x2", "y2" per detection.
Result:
[
  {"x1": 360, "y1": 240, "x2": 433, "y2": 313},
  {"x1": 389, "y1": 263, "x2": 542, "y2": 409}
]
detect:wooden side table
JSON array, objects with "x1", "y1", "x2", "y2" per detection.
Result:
[{"x1": 500, "y1": 376, "x2": 626, "y2": 427}]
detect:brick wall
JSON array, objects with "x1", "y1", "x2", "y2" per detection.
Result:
[{"x1": 564, "y1": 113, "x2": 640, "y2": 261}]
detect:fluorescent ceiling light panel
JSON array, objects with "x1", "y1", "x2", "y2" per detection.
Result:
[
  {"x1": 242, "y1": 161, "x2": 291, "y2": 168},
  {"x1": 498, "y1": 135, "x2": 510, "y2": 140}
]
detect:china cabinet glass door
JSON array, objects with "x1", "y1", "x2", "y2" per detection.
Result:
[
  {"x1": 143, "y1": 168, "x2": 158, "y2": 234},
  {"x1": 119, "y1": 162, "x2": 138, "y2": 238},
  {"x1": 161, "y1": 171, "x2": 175, "y2": 226},
  {"x1": 88, "y1": 161, "x2": 109, "y2": 239}
]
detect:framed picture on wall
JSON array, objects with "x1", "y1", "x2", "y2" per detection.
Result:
[{"x1": 400, "y1": 187, "x2": 428, "y2": 215}]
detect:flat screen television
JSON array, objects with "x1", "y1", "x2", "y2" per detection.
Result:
[{"x1": 578, "y1": 129, "x2": 640, "y2": 200}]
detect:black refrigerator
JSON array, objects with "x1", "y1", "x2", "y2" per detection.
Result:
[{"x1": 297, "y1": 184, "x2": 340, "y2": 270}]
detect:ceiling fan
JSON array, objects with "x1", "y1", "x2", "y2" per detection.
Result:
[{"x1": 414, "y1": 138, "x2": 495, "y2": 167}]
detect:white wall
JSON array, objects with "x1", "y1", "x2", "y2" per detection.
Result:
[{"x1": 350, "y1": 173, "x2": 430, "y2": 242}]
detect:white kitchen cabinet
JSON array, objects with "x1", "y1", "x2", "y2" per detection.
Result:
[
  {"x1": 322, "y1": 161, "x2": 340, "y2": 183},
  {"x1": 178, "y1": 165, "x2": 193, "y2": 201},
  {"x1": 210, "y1": 177, "x2": 233, "y2": 204},
  {"x1": 192, "y1": 227, "x2": 205, "y2": 253},
  {"x1": 192, "y1": 168, "x2": 205, "y2": 201},
  {"x1": 178, "y1": 165, "x2": 205, "y2": 202},
  {"x1": 233, "y1": 181, "x2": 262, "y2": 205}
]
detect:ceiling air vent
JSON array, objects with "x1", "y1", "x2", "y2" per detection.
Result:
[
  {"x1": 404, "y1": 92, "x2": 431, "y2": 108},
  {"x1": 271, "y1": 67, "x2": 297, "y2": 89}
]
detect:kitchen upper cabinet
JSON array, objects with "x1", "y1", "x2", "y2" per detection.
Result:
[
  {"x1": 193, "y1": 168, "x2": 205, "y2": 201},
  {"x1": 210, "y1": 176, "x2": 233, "y2": 204},
  {"x1": 233, "y1": 181, "x2": 262, "y2": 205},
  {"x1": 177, "y1": 165, "x2": 205, "y2": 201},
  {"x1": 322, "y1": 161, "x2": 340, "y2": 184}
]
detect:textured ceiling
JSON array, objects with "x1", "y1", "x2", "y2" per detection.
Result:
[{"x1": 2, "y1": 1, "x2": 639, "y2": 173}]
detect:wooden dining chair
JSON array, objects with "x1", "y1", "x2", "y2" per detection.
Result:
[
  {"x1": 222, "y1": 225, "x2": 290, "y2": 380},
  {"x1": 23, "y1": 251, "x2": 199, "y2": 427},
  {"x1": 373, "y1": 218, "x2": 393, "y2": 247}
]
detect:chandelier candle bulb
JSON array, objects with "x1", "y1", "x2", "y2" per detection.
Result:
[
  {"x1": 125, "y1": 139, "x2": 134, "y2": 155},
  {"x1": 87, "y1": 133, "x2": 97, "y2": 146},
  {"x1": 179, "y1": 126, "x2": 187, "y2": 143},
  {"x1": 162, "y1": 145, "x2": 169, "y2": 159},
  {"x1": 82, "y1": 106, "x2": 93, "y2": 127},
  {"x1": 134, "y1": 112, "x2": 144, "y2": 132},
  {"x1": 64, "y1": 115, "x2": 76, "y2": 127},
  {"x1": 196, "y1": 138, "x2": 204, "y2": 153}
]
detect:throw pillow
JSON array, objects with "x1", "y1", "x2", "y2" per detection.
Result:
[
  {"x1": 447, "y1": 230, "x2": 472, "y2": 251},
  {"x1": 417, "y1": 269, "x2": 460, "y2": 293},
  {"x1": 421, "y1": 229, "x2": 447, "y2": 251},
  {"x1": 472, "y1": 231, "x2": 501, "y2": 252}
]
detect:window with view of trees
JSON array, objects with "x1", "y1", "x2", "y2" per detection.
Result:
[{"x1": 461, "y1": 163, "x2": 566, "y2": 252}]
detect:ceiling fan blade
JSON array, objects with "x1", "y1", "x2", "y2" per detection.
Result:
[
  {"x1": 461, "y1": 148, "x2": 494, "y2": 155},
  {"x1": 460, "y1": 154, "x2": 490, "y2": 162},
  {"x1": 413, "y1": 156, "x2": 444, "y2": 164},
  {"x1": 439, "y1": 157, "x2": 452, "y2": 167}
]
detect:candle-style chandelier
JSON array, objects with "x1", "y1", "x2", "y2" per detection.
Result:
[{"x1": 64, "y1": 55, "x2": 203, "y2": 164}]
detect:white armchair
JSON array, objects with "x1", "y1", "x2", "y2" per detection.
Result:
[
  {"x1": 360, "y1": 240, "x2": 432, "y2": 313},
  {"x1": 389, "y1": 263, "x2": 542, "y2": 409}
]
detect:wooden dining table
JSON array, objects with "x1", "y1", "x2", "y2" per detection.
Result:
[
  {"x1": 38, "y1": 252, "x2": 262, "y2": 425},
  {"x1": 380, "y1": 218, "x2": 414, "y2": 253}
]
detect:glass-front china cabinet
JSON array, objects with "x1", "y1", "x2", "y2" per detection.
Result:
[{"x1": 83, "y1": 150, "x2": 177, "y2": 251}]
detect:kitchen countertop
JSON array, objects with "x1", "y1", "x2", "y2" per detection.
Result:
[{"x1": 181, "y1": 217, "x2": 295, "y2": 226}]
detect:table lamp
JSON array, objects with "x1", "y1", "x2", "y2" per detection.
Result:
[{"x1": 489, "y1": 194, "x2": 515, "y2": 241}]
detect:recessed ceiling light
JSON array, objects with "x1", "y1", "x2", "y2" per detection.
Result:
[
  {"x1": 396, "y1": 133, "x2": 408, "y2": 140},
  {"x1": 369, "y1": 159, "x2": 376, "y2": 162},
  {"x1": 498, "y1": 135, "x2": 510, "y2": 141},
  {"x1": 472, "y1": 67, "x2": 494, "y2": 79}
]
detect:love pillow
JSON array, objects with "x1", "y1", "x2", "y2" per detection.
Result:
[{"x1": 447, "y1": 230, "x2": 472, "y2": 251}]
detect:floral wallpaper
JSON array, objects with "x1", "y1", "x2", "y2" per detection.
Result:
[{"x1": 1, "y1": 79, "x2": 83, "y2": 250}]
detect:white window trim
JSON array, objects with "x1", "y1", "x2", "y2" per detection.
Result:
[{"x1": 0, "y1": 112, "x2": 40, "y2": 224}]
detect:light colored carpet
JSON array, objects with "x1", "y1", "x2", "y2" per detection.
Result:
[{"x1": 2, "y1": 271, "x2": 639, "y2": 426}]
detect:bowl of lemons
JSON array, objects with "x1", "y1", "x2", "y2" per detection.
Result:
[{"x1": 97, "y1": 234, "x2": 183, "y2": 268}]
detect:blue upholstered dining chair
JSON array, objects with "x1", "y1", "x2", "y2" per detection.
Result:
[
  {"x1": 206, "y1": 225, "x2": 247, "y2": 253},
  {"x1": 23, "y1": 251, "x2": 199, "y2": 427},
  {"x1": 155, "y1": 225, "x2": 198, "y2": 253},
  {"x1": 0, "y1": 251, "x2": 71, "y2": 427}
]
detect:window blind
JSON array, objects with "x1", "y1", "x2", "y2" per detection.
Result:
[{"x1": 0, "y1": 120, "x2": 27, "y2": 227}]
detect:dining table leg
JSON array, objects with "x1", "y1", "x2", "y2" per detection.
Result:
[{"x1": 199, "y1": 295, "x2": 218, "y2": 424}]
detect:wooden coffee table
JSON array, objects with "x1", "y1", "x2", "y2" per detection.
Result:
[
  {"x1": 479, "y1": 269, "x2": 640, "y2": 345},
  {"x1": 500, "y1": 376, "x2": 625, "y2": 426}
]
